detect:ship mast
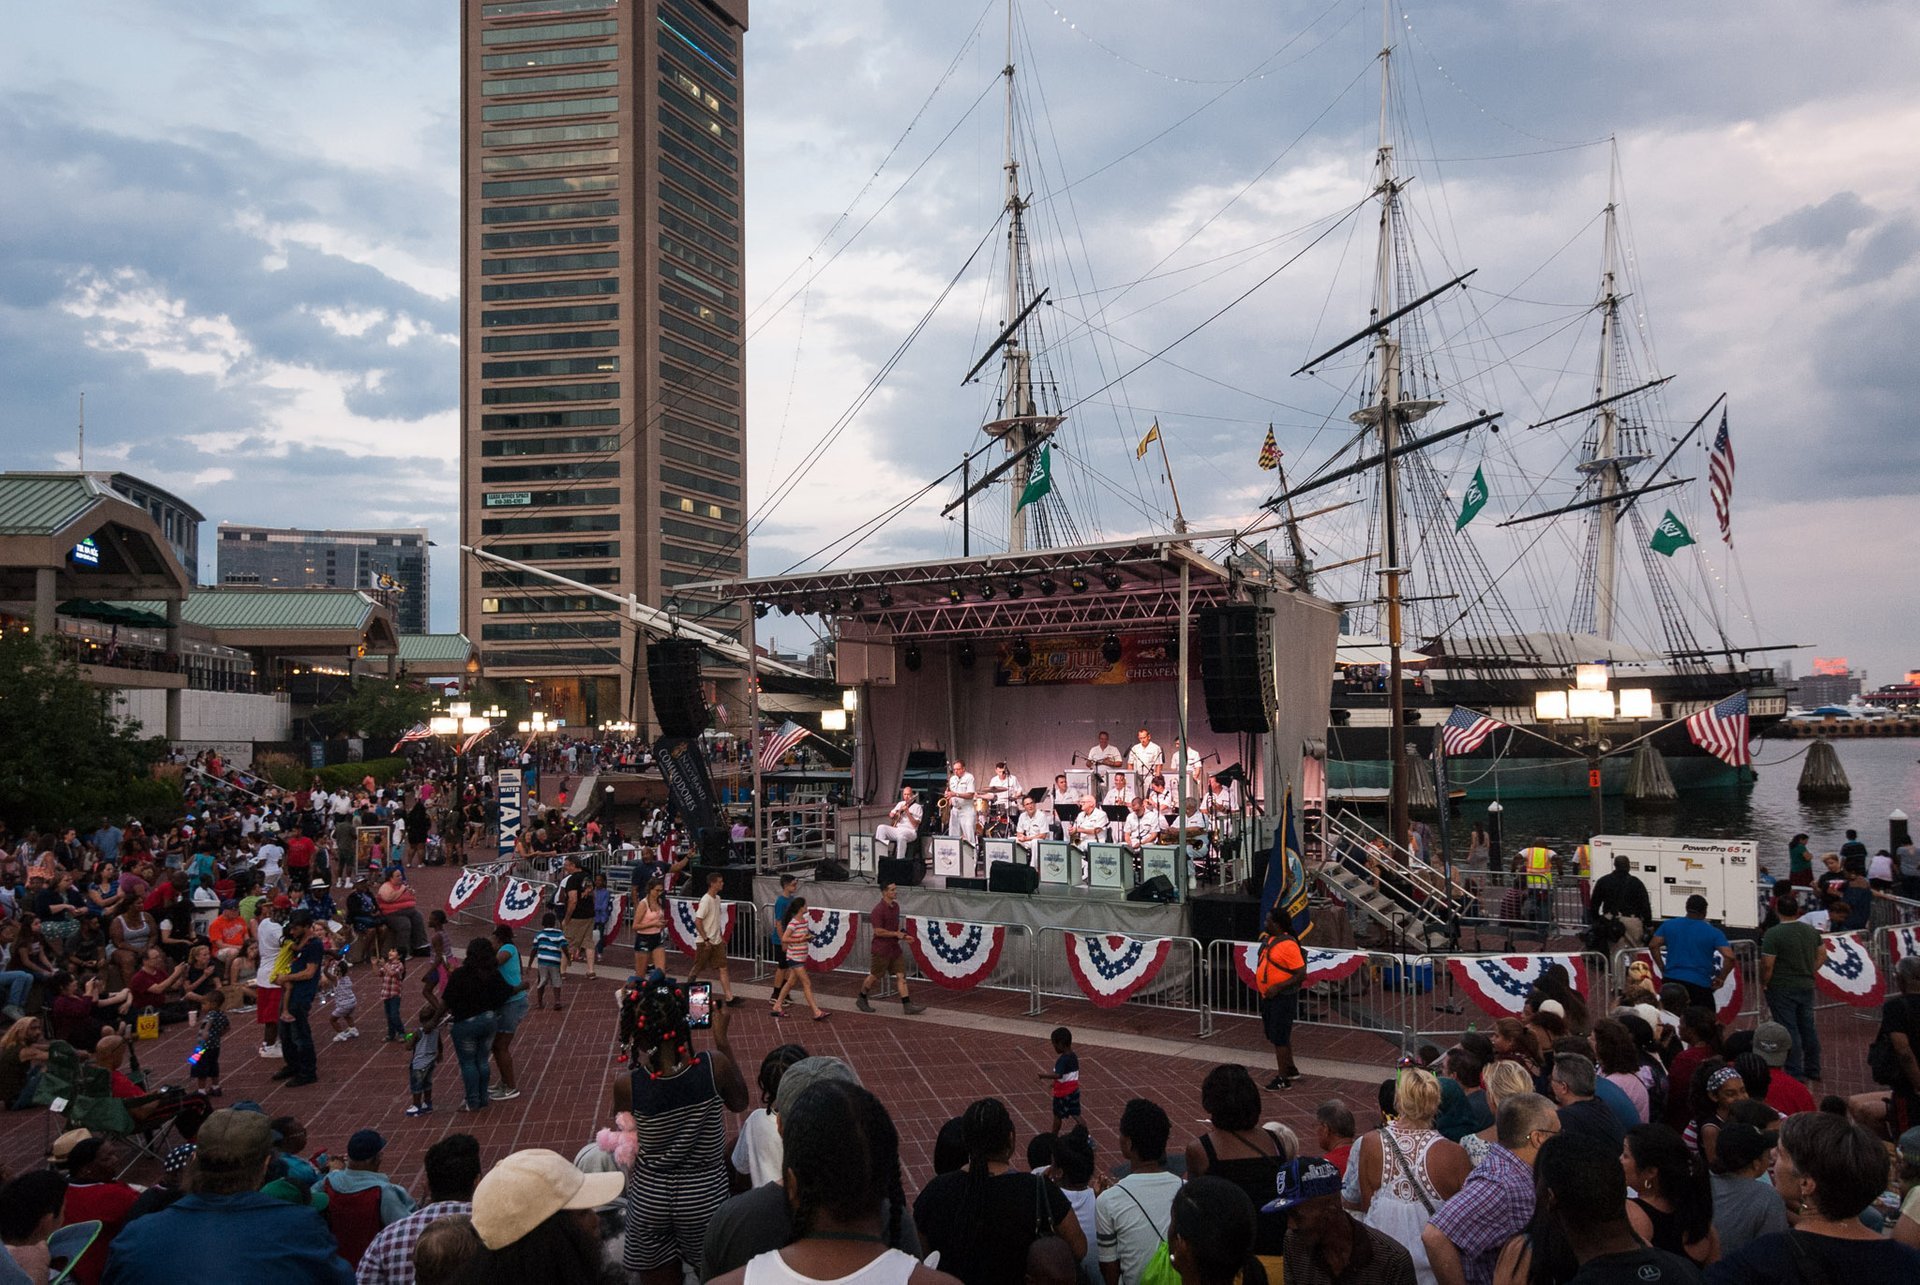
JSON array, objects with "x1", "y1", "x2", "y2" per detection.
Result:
[
  {"x1": 1349, "y1": 0, "x2": 1440, "y2": 852},
  {"x1": 1582, "y1": 140, "x2": 1648, "y2": 640},
  {"x1": 997, "y1": 0, "x2": 1037, "y2": 553}
]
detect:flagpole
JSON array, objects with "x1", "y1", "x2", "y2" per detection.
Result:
[
  {"x1": 1153, "y1": 426, "x2": 1188, "y2": 534},
  {"x1": 748, "y1": 625, "x2": 765, "y2": 874}
]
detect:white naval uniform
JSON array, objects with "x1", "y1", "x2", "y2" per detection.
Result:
[
  {"x1": 946, "y1": 772, "x2": 977, "y2": 841},
  {"x1": 986, "y1": 772, "x2": 1021, "y2": 812},
  {"x1": 1046, "y1": 787, "x2": 1077, "y2": 838},
  {"x1": 1069, "y1": 806, "x2": 1109, "y2": 851},
  {"x1": 1015, "y1": 809, "x2": 1050, "y2": 860},
  {"x1": 1175, "y1": 810, "x2": 1212, "y2": 865},
  {"x1": 1126, "y1": 741, "x2": 1163, "y2": 786},
  {"x1": 875, "y1": 800, "x2": 923, "y2": 855},
  {"x1": 1123, "y1": 809, "x2": 1161, "y2": 852},
  {"x1": 1169, "y1": 748, "x2": 1203, "y2": 787}
]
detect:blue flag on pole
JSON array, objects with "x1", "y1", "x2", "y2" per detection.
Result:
[{"x1": 1256, "y1": 784, "x2": 1313, "y2": 940}]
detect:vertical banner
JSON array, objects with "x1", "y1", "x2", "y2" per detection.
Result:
[{"x1": 497, "y1": 767, "x2": 523, "y2": 861}]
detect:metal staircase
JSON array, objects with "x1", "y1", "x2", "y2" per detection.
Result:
[{"x1": 1312, "y1": 812, "x2": 1472, "y2": 952}]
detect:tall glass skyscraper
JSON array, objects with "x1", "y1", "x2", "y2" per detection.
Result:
[{"x1": 217, "y1": 526, "x2": 430, "y2": 633}]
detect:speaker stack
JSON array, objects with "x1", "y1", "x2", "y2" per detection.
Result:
[
  {"x1": 1198, "y1": 604, "x2": 1275, "y2": 734},
  {"x1": 646, "y1": 638, "x2": 708, "y2": 737}
]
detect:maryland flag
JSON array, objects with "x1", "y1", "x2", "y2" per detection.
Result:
[
  {"x1": 1135, "y1": 421, "x2": 1160, "y2": 460},
  {"x1": 1257, "y1": 426, "x2": 1281, "y2": 471}
]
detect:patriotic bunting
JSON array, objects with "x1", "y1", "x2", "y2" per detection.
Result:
[
  {"x1": 1446, "y1": 955, "x2": 1589, "y2": 1019},
  {"x1": 666, "y1": 897, "x2": 735, "y2": 956},
  {"x1": 1888, "y1": 925, "x2": 1920, "y2": 964},
  {"x1": 1231, "y1": 942, "x2": 1369, "y2": 994},
  {"x1": 446, "y1": 869, "x2": 492, "y2": 915},
  {"x1": 494, "y1": 877, "x2": 544, "y2": 927},
  {"x1": 1816, "y1": 932, "x2": 1882, "y2": 1007},
  {"x1": 797, "y1": 908, "x2": 860, "y2": 972},
  {"x1": 1063, "y1": 933, "x2": 1173, "y2": 1008},
  {"x1": 905, "y1": 917, "x2": 1008, "y2": 991},
  {"x1": 1629, "y1": 947, "x2": 1743, "y2": 1023}
]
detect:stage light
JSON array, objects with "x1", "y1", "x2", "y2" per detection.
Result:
[
  {"x1": 1006, "y1": 579, "x2": 1023, "y2": 599},
  {"x1": 846, "y1": 594, "x2": 864, "y2": 613},
  {"x1": 1012, "y1": 636, "x2": 1033, "y2": 666},
  {"x1": 978, "y1": 581, "x2": 996, "y2": 600},
  {"x1": 1069, "y1": 573, "x2": 1090, "y2": 593},
  {"x1": 778, "y1": 602, "x2": 794, "y2": 616},
  {"x1": 753, "y1": 603, "x2": 769, "y2": 619},
  {"x1": 902, "y1": 643, "x2": 922, "y2": 672},
  {"x1": 1101, "y1": 633, "x2": 1122, "y2": 663},
  {"x1": 946, "y1": 585, "x2": 964, "y2": 604},
  {"x1": 957, "y1": 642, "x2": 976, "y2": 669},
  {"x1": 1102, "y1": 571, "x2": 1122, "y2": 591},
  {"x1": 824, "y1": 597, "x2": 841, "y2": 614},
  {"x1": 877, "y1": 589, "x2": 893, "y2": 608},
  {"x1": 1037, "y1": 578, "x2": 1056, "y2": 597}
]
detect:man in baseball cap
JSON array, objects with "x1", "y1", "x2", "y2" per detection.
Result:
[
  {"x1": 469, "y1": 1148, "x2": 624, "y2": 1252},
  {"x1": 319, "y1": 1127, "x2": 416, "y2": 1228},
  {"x1": 1707, "y1": 1122, "x2": 1784, "y2": 1247},
  {"x1": 1747, "y1": 1021, "x2": 1816, "y2": 1115},
  {"x1": 1267, "y1": 1155, "x2": 1415, "y2": 1280}
]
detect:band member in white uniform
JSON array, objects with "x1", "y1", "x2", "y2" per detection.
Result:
[
  {"x1": 1087, "y1": 731, "x2": 1123, "y2": 795},
  {"x1": 1046, "y1": 773, "x2": 1077, "y2": 837},
  {"x1": 1101, "y1": 773, "x2": 1131, "y2": 838},
  {"x1": 945, "y1": 759, "x2": 978, "y2": 842},
  {"x1": 874, "y1": 786, "x2": 923, "y2": 856},
  {"x1": 986, "y1": 762, "x2": 1022, "y2": 814},
  {"x1": 1176, "y1": 805, "x2": 1213, "y2": 880},
  {"x1": 1122, "y1": 797, "x2": 1162, "y2": 854},
  {"x1": 1168, "y1": 737, "x2": 1204, "y2": 790},
  {"x1": 1127, "y1": 728, "x2": 1162, "y2": 793},
  {"x1": 1014, "y1": 796, "x2": 1050, "y2": 861},
  {"x1": 1145, "y1": 774, "x2": 1177, "y2": 821},
  {"x1": 1068, "y1": 795, "x2": 1108, "y2": 850}
]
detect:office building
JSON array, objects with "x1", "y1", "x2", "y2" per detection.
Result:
[
  {"x1": 458, "y1": 0, "x2": 750, "y2": 730},
  {"x1": 217, "y1": 526, "x2": 430, "y2": 633}
]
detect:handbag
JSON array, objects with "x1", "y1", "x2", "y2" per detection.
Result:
[
  {"x1": 1114, "y1": 1182, "x2": 1180, "y2": 1285},
  {"x1": 135, "y1": 1008, "x2": 160, "y2": 1041}
]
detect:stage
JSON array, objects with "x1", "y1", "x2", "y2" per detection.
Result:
[{"x1": 752, "y1": 871, "x2": 1190, "y2": 939}]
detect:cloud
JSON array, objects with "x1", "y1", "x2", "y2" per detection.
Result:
[{"x1": 1752, "y1": 191, "x2": 1875, "y2": 254}]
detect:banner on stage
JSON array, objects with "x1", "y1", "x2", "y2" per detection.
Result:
[
  {"x1": 993, "y1": 633, "x2": 1196, "y2": 686},
  {"x1": 1038, "y1": 841, "x2": 1071, "y2": 885},
  {"x1": 1817, "y1": 932, "x2": 1882, "y2": 1007},
  {"x1": 845, "y1": 834, "x2": 876, "y2": 877},
  {"x1": 982, "y1": 838, "x2": 1017, "y2": 867},
  {"x1": 1087, "y1": 843, "x2": 1126, "y2": 890},
  {"x1": 931, "y1": 837, "x2": 968, "y2": 878},
  {"x1": 905, "y1": 917, "x2": 1007, "y2": 990},
  {"x1": 1064, "y1": 933, "x2": 1173, "y2": 1007},
  {"x1": 1232, "y1": 942, "x2": 1369, "y2": 994},
  {"x1": 1447, "y1": 954, "x2": 1589, "y2": 1018}
]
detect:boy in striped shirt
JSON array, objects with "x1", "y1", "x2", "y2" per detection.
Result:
[{"x1": 533, "y1": 912, "x2": 568, "y2": 1011}]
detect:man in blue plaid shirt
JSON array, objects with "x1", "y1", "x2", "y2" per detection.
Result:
[
  {"x1": 357, "y1": 1134, "x2": 481, "y2": 1285},
  {"x1": 1421, "y1": 1093, "x2": 1558, "y2": 1285}
]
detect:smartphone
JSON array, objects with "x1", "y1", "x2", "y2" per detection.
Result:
[{"x1": 685, "y1": 982, "x2": 713, "y2": 1029}]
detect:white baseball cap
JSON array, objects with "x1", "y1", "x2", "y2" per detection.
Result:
[{"x1": 471, "y1": 1148, "x2": 625, "y2": 1250}]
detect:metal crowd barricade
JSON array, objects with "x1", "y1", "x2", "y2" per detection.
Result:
[
  {"x1": 1406, "y1": 950, "x2": 1611, "y2": 1046},
  {"x1": 1874, "y1": 923, "x2": 1920, "y2": 976},
  {"x1": 753, "y1": 898, "x2": 1036, "y2": 1004},
  {"x1": 1202, "y1": 940, "x2": 1413, "y2": 1054},
  {"x1": 1611, "y1": 940, "x2": 1761, "y2": 1023},
  {"x1": 1031, "y1": 927, "x2": 1210, "y2": 1037}
]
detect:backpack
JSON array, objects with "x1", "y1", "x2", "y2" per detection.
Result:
[{"x1": 1254, "y1": 933, "x2": 1307, "y2": 998}]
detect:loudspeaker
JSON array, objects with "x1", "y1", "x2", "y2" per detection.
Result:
[
  {"x1": 647, "y1": 638, "x2": 708, "y2": 738},
  {"x1": 988, "y1": 861, "x2": 1040, "y2": 894},
  {"x1": 1187, "y1": 891, "x2": 1260, "y2": 945},
  {"x1": 946, "y1": 876, "x2": 988, "y2": 892},
  {"x1": 1127, "y1": 875, "x2": 1178, "y2": 904},
  {"x1": 1198, "y1": 605, "x2": 1273, "y2": 734},
  {"x1": 878, "y1": 856, "x2": 925, "y2": 888},
  {"x1": 815, "y1": 858, "x2": 850, "y2": 882},
  {"x1": 692, "y1": 864, "x2": 758, "y2": 902}
]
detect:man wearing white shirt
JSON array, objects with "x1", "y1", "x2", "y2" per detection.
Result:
[
  {"x1": 986, "y1": 762, "x2": 1022, "y2": 812},
  {"x1": 945, "y1": 760, "x2": 978, "y2": 842},
  {"x1": 1123, "y1": 798, "x2": 1162, "y2": 854},
  {"x1": 1087, "y1": 731, "x2": 1123, "y2": 797},
  {"x1": 874, "y1": 785, "x2": 923, "y2": 856},
  {"x1": 1101, "y1": 776, "x2": 1131, "y2": 838},
  {"x1": 1168, "y1": 737, "x2": 1203, "y2": 789},
  {"x1": 1126, "y1": 727, "x2": 1162, "y2": 783},
  {"x1": 1069, "y1": 796, "x2": 1108, "y2": 851},
  {"x1": 1046, "y1": 774, "x2": 1077, "y2": 838},
  {"x1": 1015, "y1": 797, "x2": 1050, "y2": 861}
]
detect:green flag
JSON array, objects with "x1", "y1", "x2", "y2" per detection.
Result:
[
  {"x1": 1649, "y1": 509, "x2": 1697, "y2": 557},
  {"x1": 1454, "y1": 465, "x2": 1489, "y2": 531},
  {"x1": 1017, "y1": 445, "x2": 1053, "y2": 512}
]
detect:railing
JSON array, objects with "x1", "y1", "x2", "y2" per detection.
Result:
[
  {"x1": 1613, "y1": 939, "x2": 1762, "y2": 1024},
  {"x1": 1030, "y1": 927, "x2": 1210, "y2": 1037},
  {"x1": 1324, "y1": 810, "x2": 1474, "y2": 912},
  {"x1": 1203, "y1": 939, "x2": 1412, "y2": 1053},
  {"x1": 756, "y1": 898, "x2": 1036, "y2": 1002},
  {"x1": 1405, "y1": 950, "x2": 1613, "y2": 1046}
]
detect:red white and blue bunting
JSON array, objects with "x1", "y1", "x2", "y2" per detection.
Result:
[
  {"x1": 665, "y1": 897, "x2": 736, "y2": 956},
  {"x1": 1627, "y1": 947, "x2": 1743, "y2": 1023},
  {"x1": 1816, "y1": 931, "x2": 1882, "y2": 1007},
  {"x1": 1064, "y1": 933, "x2": 1172, "y2": 1008},
  {"x1": 904, "y1": 918, "x2": 1007, "y2": 991},
  {"x1": 1446, "y1": 955, "x2": 1589, "y2": 1019},
  {"x1": 1231, "y1": 942, "x2": 1369, "y2": 995},
  {"x1": 447, "y1": 869, "x2": 492, "y2": 916},
  {"x1": 1887, "y1": 925, "x2": 1920, "y2": 965},
  {"x1": 494, "y1": 877, "x2": 544, "y2": 927},
  {"x1": 798, "y1": 908, "x2": 860, "y2": 972}
]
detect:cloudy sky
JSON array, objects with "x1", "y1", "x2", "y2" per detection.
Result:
[{"x1": 5, "y1": 0, "x2": 1916, "y2": 686}]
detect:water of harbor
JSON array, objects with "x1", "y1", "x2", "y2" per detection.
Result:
[{"x1": 1452, "y1": 737, "x2": 1920, "y2": 878}]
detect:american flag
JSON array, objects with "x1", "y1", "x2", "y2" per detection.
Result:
[
  {"x1": 1257, "y1": 425, "x2": 1281, "y2": 471},
  {"x1": 458, "y1": 725, "x2": 494, "y2": 756},
  {"x1": 1440, "y1": 706, "x2": 1505, "y2": 755},
  {"x1": 1685, "y1": 691, "x2": 1751, "y2": 767},
  {"x1": 758, "y1": 719, "x2": 810, "y2": 773},
  {"x1": 390, "y1": 722, "x2": 432, "y2": 753},
  {"x1": 1708, "y1": 409, "x2": 1735, "y2": 544}
]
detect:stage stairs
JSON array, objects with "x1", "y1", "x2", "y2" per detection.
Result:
[{"x1": 1311, "y1": 813, "x2": 1471, "y2": 953}]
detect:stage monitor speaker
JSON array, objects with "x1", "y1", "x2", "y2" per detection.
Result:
[
  {"x1": 814, "y1": 859, "x2": 850, "y2": 882},
  {"x1": 692, "y1": 865, "x2": 758, "y2": 902},
  {"x1": 878, "y1": 856, "x2": 925, "y2": 888},
  {"x1": 1187, "y1": 892, "x2": 1260, "y2": 945},
  {"x1": 988, "y1": 861, "x2": 1040, "y2": 895},
  {"x1": 647, "y1": 639, "x2": 708, "y2": 738},
  {"x1": 1127, "y1": 875, "x2": 1178, "y2": 904},
  {"x1": 946, "y1": 876, "x2": 988, "y2": 892},
  {"x1": 1198, "y1": 604, "x2": 1274, "y2": 734}
]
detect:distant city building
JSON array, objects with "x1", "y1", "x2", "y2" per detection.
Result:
[
  {"x1": 88, "y1": 472, "x2": 203, "y2": 581},
  {"x1": 458, "y1": 0, "x2": 751, "y2": 729},
  {"x1": 1789, "y1": 670, "x2": 1862, "y2": 707},
  {"x1": 217, "y1": 526, "x2": 429, "y2": 633}
]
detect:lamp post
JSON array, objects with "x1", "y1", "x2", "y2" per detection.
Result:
[
  {"x1": 430, "y1": 700, "x2": 492, "y2": 859},
  {"x1": 1535, "y1": 665, "x2": 1653, "y2": 842}
]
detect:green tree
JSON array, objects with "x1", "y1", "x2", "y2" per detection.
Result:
[
  {"x1": 0, "y1": 632, "x2": 173, "y2": 831},
  {"x1": 312, "y1": 677, "x2": 438, "y2": 745}
]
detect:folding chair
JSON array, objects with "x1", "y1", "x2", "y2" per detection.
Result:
[
  {"x1": 45, "y1": 1220, "x2": 101, "y2": 1285},
  {"x1": 32, "y1": 1041, "x2": 82, "y2": 1154},
  {"x1": 64, "y1": 1064, "x2": 185, "y2": 1179}
]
